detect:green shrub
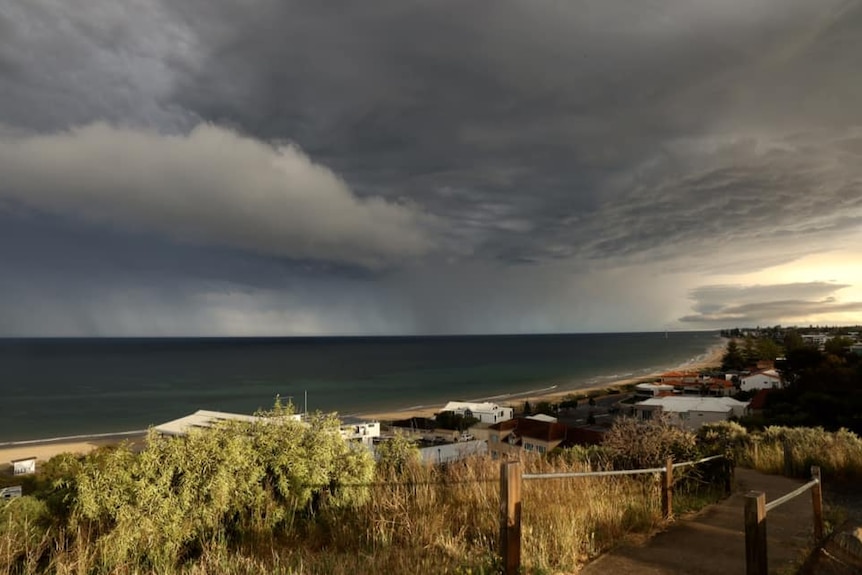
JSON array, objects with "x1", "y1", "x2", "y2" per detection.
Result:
[{"x1": 603, "y1": 415, "x2": 698, "y2": 470}]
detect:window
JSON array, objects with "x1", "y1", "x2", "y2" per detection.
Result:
[
  {"x1": 491, "y1": 435, "x2": 499, "y2": 443},
  {"x1": 537, "y1": 445, "x2": 546, "y2": 454}
]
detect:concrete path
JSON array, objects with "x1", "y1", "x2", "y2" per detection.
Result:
[{"x1": 580, "y1": 468, "x2": 817, "y2": 575}]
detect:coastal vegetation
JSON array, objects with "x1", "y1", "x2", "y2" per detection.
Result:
[
  {"x1": 3, "y1": 419, "x2": 860, "y2": 574},
  {"x1": 2, "y1": 413, "x2": 732, "y2": 575},
  {"x1": 723, "y1": 327, "x2": 862, "y2": 434}
]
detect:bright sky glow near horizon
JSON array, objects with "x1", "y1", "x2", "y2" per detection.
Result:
[{"x1": 1, "y1": 0, "x2": 862, "y2": 336}]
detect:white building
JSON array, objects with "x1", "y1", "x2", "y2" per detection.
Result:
[
  {"x1": 339, "y1": 421, "x2": 381, "y2": 446},
  {"x1": 155, "y1": 409, "x2": 380, "y2": 447},
  {"x1": 418, "y1": 440, "x2": 487, "y2": 464},
  {"x1": 634, "y1": 383, "x2": 674, "y2": 399},
  {"x1": 740, "y1": 369, "x2": 783, "y2": 392},
  {"x1": 11, "y1": 457, "x2": 36, "y2": 476},
  {"x1": 154, "y1": 409, "x2": 299, "y2": 436},
  {"x1": 635, "y1": 397, "x2": 749, "y2": 431},
  {"x1": 441, "y1": 401, "x2": 513, "y2": 424}
]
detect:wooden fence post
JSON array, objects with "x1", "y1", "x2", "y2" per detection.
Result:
[
  {"x1": 724, "y1": 456, "x2": 735, "y2": 494},
  {"x1": 500, "y1": 461, "x2": 522, "y2": 575},
  {"x1": 662, "y1": 457, "x2": 673, "y2": 520},
  {"x1": 811, "y1": 466, "x2": 823, "y2": 541},
  {"x1": 744, "y1": 491, "x2": 768, "y2": 575},
  {"x1": 783, "y1": 439, "x2": 793, "y2": 476}
]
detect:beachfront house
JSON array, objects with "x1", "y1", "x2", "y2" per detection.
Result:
[
  {"x1": 486, "y1": 417, "x2": 603, "y2": 458},
  {"x1": 418, "y1": 440, "x2": 488, "y2": 464},
  {"x1": 154, "y1": 409, "x2": 379, "y2": 446},
  {"x1": 154, "y1": 409, "x2": 289, "y2": 436},
  {"x1": 634, "y1": 383, "x2": 674, "y2": 399},
  {"x1": 338, "y1": 420, "x2": 381, "y2": 446},
  {"x1": 441, "y1": 401, "x2": 513, "y2": 424},
  {"x1": 11, "y1": 457, "x2": 36, "y2": 476},
  {"x1": 634, "y1": 397, "x2": 749, "y2": 431},
  {"x1": 740, "y1": 369, "x2": 783, "y2": 392}
]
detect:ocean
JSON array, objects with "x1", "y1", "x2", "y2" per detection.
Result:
[{"x1": 0, "y1": 331, "x2": 721, "y2": 441}]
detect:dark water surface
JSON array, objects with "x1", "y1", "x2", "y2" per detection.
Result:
[{"x1": 0, "y1": 332, "x2": 721, "y2": 441}]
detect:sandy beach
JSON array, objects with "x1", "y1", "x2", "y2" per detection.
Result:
[
  {"x1": 0, "y1": 341, "x2": 726, "y2": 465},
  {"x1": 360, "y1": 340, "x2": 727, "y2": 421},
  {"x1": 0, "y1": 432, "x2": 146, "y2": 468}
]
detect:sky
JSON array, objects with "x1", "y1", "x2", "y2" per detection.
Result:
[{"x1": 1, "y1": 0, "x2": 862, "y2": 336}]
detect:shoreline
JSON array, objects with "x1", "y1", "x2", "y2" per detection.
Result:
[
  {"x1": 0, "y1": 340, "x2": 727, "y2": 464},
  {"x1": 358, "y1": 340, "x2": 727, "y2": 421}
]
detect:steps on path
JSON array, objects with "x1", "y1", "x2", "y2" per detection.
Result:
[{"x1": 579, "y1": 468, "x2": 817, "y2": 575}]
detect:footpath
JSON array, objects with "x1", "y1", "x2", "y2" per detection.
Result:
[{"x1": 580, "y1": 468, "x2": 818, "y2": 575}]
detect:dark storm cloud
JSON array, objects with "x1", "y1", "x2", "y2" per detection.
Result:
[
  {"x1": 679, "y1": 282, "x2": 862, "y2": 325},
  {"x1": 157, "y1": 0, "x2": 862, "y2": 266},
  {"x1": 0, "y1": 0, "x2": 195, "y2": 130},
  {"x1": 2, "y1": 0, "x2": 862, "y2": 334},
  {"x1": 0, "y1": 123, "x2": 433, "y2": 267}
]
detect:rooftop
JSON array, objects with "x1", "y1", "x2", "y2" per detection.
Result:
[{"x1": 637, "y1": 396, "x2": 748, "y2": 413}]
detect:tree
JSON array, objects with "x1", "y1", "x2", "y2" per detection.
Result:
[
  {"x1": 825, "y1": 336, "x2": 854, "y2": 358},
  {"x1": 721, "y1": 340, "x2": 746, "y2": 371}
]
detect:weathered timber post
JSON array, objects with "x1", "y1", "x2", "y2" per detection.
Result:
[
  {"x1": 783, "y1": 439, "x2": 793, "y2": 476},
  {"x1": 500, "y1": 461, "x2": 522, "y2": 575},
  {"x1": 724, "y1": 456, "x2": 735, "y2": 494},
  {"x1": 744, "y1": 491, "x2": 768, "y2": 575},
  {"x1": 811, "y1": 466, "x2": 823, "y2": 541},
  {"x1": 661, "y1": 457, "x2": 673, "y2": 520}
]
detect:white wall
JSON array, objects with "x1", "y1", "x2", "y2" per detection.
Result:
[{"x1": 741, "y1": 374, "x2": 781, "y2": 392}]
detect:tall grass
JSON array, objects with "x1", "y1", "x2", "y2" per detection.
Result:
[
  {"x1": 1, "y1": 452, "x2": 706, "y2": 575},
  {"x1": 1, "y1": 414, "x2": 743, "y2": 575}
]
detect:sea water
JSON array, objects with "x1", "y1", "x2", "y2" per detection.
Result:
[{"x1": 0, "y1": 331, "x2": 721, "y2": 441}]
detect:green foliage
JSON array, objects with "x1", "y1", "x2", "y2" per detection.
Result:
[
  {"x1": 375, "y1": 432, "x2": 420, "y2": 472},
  {"x1": 434, "y1": 411, "x2": 479, "y2": 431},
  {"x1": 751, "y1": 426, "x2": 862, "y2": 480},
  {"x1": 768, "y1": 344, "x2": 862, "y2": 433},
  {"x1": 721, "y1": 340, "x2": 746, "y2": 371},
  {"x1": 697, "y1": 421, "x2": 749, "y2": 460},
  {"x1": 73, "y1": 409, "x2": 374, "y2": 569},
  {"x1": 0, "y1": 496, "x2": 50, "y2": 572},
  {"x1": 603, "y1": 416, "x2": 699, "y2": 469}
]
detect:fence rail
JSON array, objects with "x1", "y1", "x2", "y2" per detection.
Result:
[
  {"x1": 500, "y1": 453, "x2": 730, "y2": 575},
  {"x1": 744, "y1": 466, "x2": 823, "y2": 575}
]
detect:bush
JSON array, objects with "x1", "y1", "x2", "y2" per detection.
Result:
[
  {"x1": 73, "y1": 407, "x2": 375, "y2": 570},
  {"x1": 603, "y1": 416, "x2": 698, "y2": 469},
  {"x1": 0, "y1": 496, "x2": 51, "y2": 572}
]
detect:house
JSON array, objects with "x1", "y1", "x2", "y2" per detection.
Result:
[
  {"x1": 526, "y1": 414, "x2": 558, "y2": 423},
  {"x1": 154, "y1": 409, "x2": 299, "y2": 436},
  {"x1": 634, "y1": 397, "x2": 749, "y2": 431},
  {"x1": 418, "y1": 440, "x2": 487, "y2": 464},
  {"x1": 740, "y1": 369, "x2": 783, "y2": 392},
  {"x1": 486, "y1": 417, "x2": 603, "y2": 458},
  {"x1": 748, "y1": 389, "x2": 773, "y2": 416},
  {"x1": 704, "y1": 377, "x2": 735, "y2": 397},
  {"x1": 658, "y1": 371, "x2": 700, "y2": 385},
  {"x1": 339, "y1": 420, "x2": 381, "y2": 446},
  {"x1": 11, "y1": 457, "x2": 36, "y2": 476},
  {"x1": 634, "y1": 383, "x2": 675, "y2": 399},
  {"x1": 154, "y1": 409, "x2": 379, "y2": 446},
  {"x1": 441, "y1": 401, "x2": 513, "y2": 424}
]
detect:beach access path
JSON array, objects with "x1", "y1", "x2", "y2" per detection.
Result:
[{"x1": 579, "y1": 468, "x2": 818, "y2": 575}]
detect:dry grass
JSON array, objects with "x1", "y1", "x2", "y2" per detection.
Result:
[{"x1": 1, "y1": 453, "x2": 697, "y2": 575}]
